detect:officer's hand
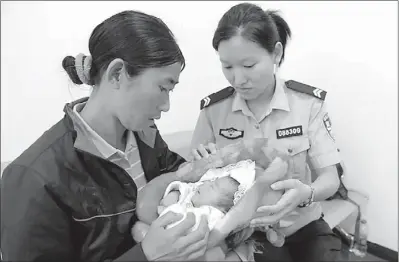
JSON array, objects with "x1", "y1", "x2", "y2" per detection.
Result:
[
  {"x1": 191, "y1": 143, "x2": 218, "y2": 160},
  {"x1": 250, "y1": 178, "x2": 311, "y2": 227},
  {"x1": 141, "y1": 211, "x2": 210, "y2": 261}
]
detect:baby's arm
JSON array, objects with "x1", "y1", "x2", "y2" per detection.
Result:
[
  {"x1": 160, "y1": 190, "x2": 180, "y2": 207},
  {"x1": 157, "y1": 190, "x2": 181, "y2": 215},
  {"x1": 136, "y1": 172, "x2": 181, "y2": 224}
]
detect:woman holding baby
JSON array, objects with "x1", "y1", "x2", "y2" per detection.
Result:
[
  {"x1": 1, "y1": 10, "x2": 211, "y2": 262},
  {"x1": 191, "y1": 2, "x2": 343, "y2": 262}
]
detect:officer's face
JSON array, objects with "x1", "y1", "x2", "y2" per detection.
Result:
[
  {"x1": 218, "y1": 35, "x2": 279, "y2": 100},
  {"x1": 109, "y1": 61, "x2": 181, "y2": 131}
]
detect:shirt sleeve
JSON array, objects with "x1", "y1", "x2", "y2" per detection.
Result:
[
  {"x1": 190, "y1": 109, "x2": 216, "y2": 150},
  {"x1": 307, "y1": 100, "x2": 341, "y2": 169}
]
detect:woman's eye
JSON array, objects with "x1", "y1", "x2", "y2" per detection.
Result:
[
  {"x1": 159, "y1": 86, "x2": 174, "y2": 93},
  {"x1": 223, "y1": 66, "x2": 232, "y2": 69},
  {"x1": 244, "y1": 64, "x2": 255, "y2": 68}
]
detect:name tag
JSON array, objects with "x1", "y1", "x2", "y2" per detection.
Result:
[{"x1": 276, "y1": 126, "x2": 303, "y2": 139}]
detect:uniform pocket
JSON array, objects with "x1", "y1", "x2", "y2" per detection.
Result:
[{"x1": 280, "y1": 138, "x2": 310, "y2": 179}]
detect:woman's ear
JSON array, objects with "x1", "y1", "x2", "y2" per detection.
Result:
[
  {"x1": 104, "y1": 58, "x2": 125, "y2": 88},
  {"x1": 273, "y1": 42, "x2": 283, "y2": 66}
]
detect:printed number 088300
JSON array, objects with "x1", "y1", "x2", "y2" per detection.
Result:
[{"x1": 279, "y1": 128, "x2": 301, "y2": 136}]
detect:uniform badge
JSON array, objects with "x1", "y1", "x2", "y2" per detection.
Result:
[
  {"x1": 323, "y1": 113, "x2": 335, "y2": 141},
  {"x1": 219, "y1": 128, "x2": 244, "y2": 140},
  {"x1": 276, "y1": 126, "x2": 303, "y2": 139}
]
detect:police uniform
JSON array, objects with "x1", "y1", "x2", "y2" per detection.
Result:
[{"x1": 191, "y1": 77, "x2": 342, "y2": 261}]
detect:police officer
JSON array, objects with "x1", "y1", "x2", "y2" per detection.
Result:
[{"x1": 191, "y1": 3, "x2": 342, "y2": 262}]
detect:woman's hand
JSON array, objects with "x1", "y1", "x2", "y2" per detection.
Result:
[
  {"x1": 131, "y1": 221, "x2": 150, "y2": 243},
  {"x1": 191, "y1": 142, "x2": 218, "y2": 160},
  {"x1": 141, "y1": 211, "x2": 210, "y2": 261},
  {"x1": 250, "y1": 178, "x2": 312, "y2": 227}
]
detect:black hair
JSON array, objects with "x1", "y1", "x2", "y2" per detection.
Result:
[
  {"x1": 212, "y1": 3, "x2": 291, "y2": 66},
  {"x1": 62, "y1": 10, "x2": 185, "y2": 85}
]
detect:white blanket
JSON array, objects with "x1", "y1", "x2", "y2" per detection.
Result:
[{"x1": 159, "y1": 159, "x2": 256, "y2": 231}]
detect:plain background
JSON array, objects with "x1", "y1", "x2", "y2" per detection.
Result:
[{"x1": 1, "y1": 1, "x2": 398, "y2": 251}]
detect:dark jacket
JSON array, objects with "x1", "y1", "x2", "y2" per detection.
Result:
[{"x1": 1, "y1": 99, "x2": 186, "y2": 261}]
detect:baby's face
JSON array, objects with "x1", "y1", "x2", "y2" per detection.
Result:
[{"x1": 191, "y1": 176, "x2": 237, "y2": 208}]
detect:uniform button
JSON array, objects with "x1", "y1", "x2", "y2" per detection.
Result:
[
  {"x1": 288, "y1": 148, "x2": 293, "y2": 153},
  {"x1": 255, "y1": 124, "x2": 260, "y2": 129}
]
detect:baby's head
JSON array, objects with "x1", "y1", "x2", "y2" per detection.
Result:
[{"x1": 191, "y1": 176, "x2": 239, "y2": 213}]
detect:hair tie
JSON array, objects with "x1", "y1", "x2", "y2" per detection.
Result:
[
  {"x1": 83, "y1": 55, "x2": 92, "y2": 83},
  {"x1": 75, "y1": 53, "x2": 92, "y2": 85}
]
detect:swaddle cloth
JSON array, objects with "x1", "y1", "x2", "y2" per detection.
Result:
[
  {"x1": 200, "y1": 159, "x2": 256, "y2": 205},
  {"x1": 159, "y1": 159, "x2": 256, "y2": 231}
]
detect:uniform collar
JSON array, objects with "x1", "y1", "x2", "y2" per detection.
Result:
[
  {"x1": 271, "y1": 77, "x2": 290, "y2": 112},
  {"x1": 232, "y1": 77, "x2": 291, "y2": 114}
]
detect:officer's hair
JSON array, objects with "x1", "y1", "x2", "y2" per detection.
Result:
[
  {"x1": 62, "y1": 10, "x2": 185, "y2": 86},
  {"x1": 214, "y1": 176, "x2": 240, "y2": 214},
  {"x1": 212, "y1": 3, "x2": 291, "y2": 66}
]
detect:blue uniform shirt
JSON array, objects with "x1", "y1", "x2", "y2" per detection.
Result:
[{"x1": 191, "y1": 77, "x2": 341, "y2": 236}]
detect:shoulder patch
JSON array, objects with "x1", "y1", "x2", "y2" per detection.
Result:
[
  {"x1": 200, "y1": 86, "x2": 235, "y2": 110},
  {"x1": 285, "y1": 80, "x2": 327, "y2": 101}
]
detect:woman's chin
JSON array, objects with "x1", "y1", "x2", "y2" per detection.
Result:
[{"x1": 238, "y1": 92, "x2": 257, "y2": 101}]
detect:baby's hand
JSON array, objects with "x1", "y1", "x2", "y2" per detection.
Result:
[{"x1": 160, "y1": 190, "x2": 180, "y2": 207}]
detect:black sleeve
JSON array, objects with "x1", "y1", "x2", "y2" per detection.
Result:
[
  {"x1": 156, "y1": 131, "x2": 187, "y2": 174},
  {"x1": 1, "y1": 165, "x2": 76, "y2": 262},
  {"x1": 113, "y1": 242, "x2": 148, "y2": 261}
]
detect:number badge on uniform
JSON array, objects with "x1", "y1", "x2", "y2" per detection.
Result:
[
  {"x1": 276, "y1": 126, "x2": 303, "y2": 139},
  {"x1": 323, "y1": 113, "x2": 335, "y2": 141},
  {"x1": 219, "y1": 127, "x2": 244, "y2": 140}
]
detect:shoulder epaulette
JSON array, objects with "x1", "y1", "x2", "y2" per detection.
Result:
[
  {"x1": 200, "y1": 86, "x2": 235, "y2": 110},
  {"x1": 285, "y1": 80, "x2": 327, "y2": 101}
]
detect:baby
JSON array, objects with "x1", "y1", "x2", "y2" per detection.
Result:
[
  {"x1": 133, "y1": 138, "x2": 292, "y2": 260},
  {"x1": 133, "y1": 160, "x2": 257, "y2": 261},
  {"x1": 158, "y1": 175, "x2": 240, "y2": 231},
  {"x1": 133, "y1": 160, "x2": 255, "y2": 242}
]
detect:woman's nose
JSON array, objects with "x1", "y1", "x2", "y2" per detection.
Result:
[
  {"x1": 159, "y1": 93, "x2": 170, "y2": 112},
  {"x1": 233, "y1": 69, "x2": 247, "y2": 86}
]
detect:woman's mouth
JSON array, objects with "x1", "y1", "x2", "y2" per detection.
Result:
[{"x1": 237, "y1": 88, "x2": 251, "y2": 93}]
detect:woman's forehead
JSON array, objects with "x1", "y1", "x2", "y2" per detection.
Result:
[
  {"x1": 142, "y1": 62, "x2": 181, "y2": 83},
  {"x1": 218, "y1": 36, "x2": 268, "y2": 63}
]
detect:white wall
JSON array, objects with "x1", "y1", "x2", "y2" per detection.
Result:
[{"x1": 1, "y1": 1, "x2": 397, "y2": 251}]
